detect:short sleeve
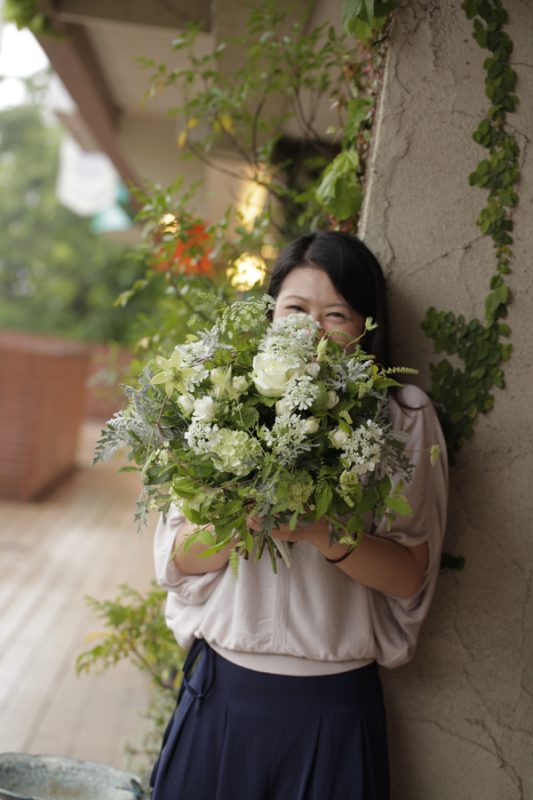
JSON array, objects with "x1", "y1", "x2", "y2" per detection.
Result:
[
  {"x1": 377, "y1": 384, "x2": 448, "y2": 552},
  {"x1": 153, "y1": 504, "x2": 225, "y2": 605},
  {"x1": 369, "y1": 385, "x2": 449, "y2": 666}
]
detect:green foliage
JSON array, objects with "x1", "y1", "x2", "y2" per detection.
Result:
[
  {"x1": 76, "y1": 583, "x2": 184, "y2": 692},
  {"x1": 140, "y1": 4, "x2": 377, "y2": 237},
  {"x1": 76, "y1": 583, "x2": 183, "y2": 777},
  {"x1": 4, "y1": 0, "x2": 58, "y2": 35},
  {"x1": 422, "y1": 0, "x2": 519, "y2": 460},
  {"x1": 341, "y1": 0, "x2": 397, "y2": 42},
  {"x1": 315, "y1": 150, "x2": 362, "y2": 220},
  {"x1": 118, "y1": 3, "x2": 390, "y2": 372},
  {"x1": 0, "y1": 104, "x2": 155, "y2": 345}
]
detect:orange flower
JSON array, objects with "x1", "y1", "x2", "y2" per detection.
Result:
[{"x1": 151, "y1": 222, "x2": 213, "y2": 275}]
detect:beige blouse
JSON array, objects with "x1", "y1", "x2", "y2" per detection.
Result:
[{"x1": 154, "y1": 384, "x2": 449, "y2": 675}]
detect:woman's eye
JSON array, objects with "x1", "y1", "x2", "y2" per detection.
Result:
[
  {"x1": 287, "y1": 305, "x2": 305, "y2": 312},
  {"x1": 327, "y1": 312, "x2": 346, "y2": 320}
]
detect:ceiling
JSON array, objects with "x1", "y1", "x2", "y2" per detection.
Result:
[{"x1": 36, "y1": 0, "x2": 344, "y2": 221}]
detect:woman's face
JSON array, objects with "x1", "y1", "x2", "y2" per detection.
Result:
[{"x1": 273, "y1": 265, "x2": 365, "y2": 350}]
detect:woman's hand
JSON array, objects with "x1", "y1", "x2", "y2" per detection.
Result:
[
  {"x1": 246, "y1": 512, "x2": 428, "y2": 600},
  {"x1": 173, "y1": 519, "x2": 236, "y2": 575},
  {"x1": 245, "y1": 514, "x2": 328, "y2": 545}
]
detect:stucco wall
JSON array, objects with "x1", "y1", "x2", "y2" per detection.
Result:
[{"x1": 359, "y1": 2, "x2": 533, "y2": 798}]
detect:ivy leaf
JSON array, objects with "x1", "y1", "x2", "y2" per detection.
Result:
[
  {"x1": 315, "y1": 150, "x2": 362, "y2": 220},
  {"x1": 341, "y1": 0, "x2": 394, "y2": 40},
  {"x1": 473, "y1": 18, "x2": 487, "y2": 47},
  {"x1": 341, "y1": 0, "x2": 367, "y2": 31},
  {"x1": 462, "y1": 0, "x2": 479, "y2": 20}
]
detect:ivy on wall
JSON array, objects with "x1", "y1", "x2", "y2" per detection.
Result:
[
  {"x1": 343, "y1": 0, "x2": 520, "y2": 572},
  {"x1": 344, "y1": 0, "x2": 520, "y2": 465},
  {"x1": 421, "y1": 0, "x2": 519, "y2": 459}
]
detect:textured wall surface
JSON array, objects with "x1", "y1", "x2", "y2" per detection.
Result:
[{"x1": 359, "y1": 2, "x2": 533, "y2": 798}]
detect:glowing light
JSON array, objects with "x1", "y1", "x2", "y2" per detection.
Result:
[
  {"x1": 237, "y1": 171, "x2": 268, "y2": 228},
  {"x1": 227, "y1": 253, "x2": 267, "y2": 291},
  {"x1": 159, "y1": 212, "x2": 179, "y2": 235}
]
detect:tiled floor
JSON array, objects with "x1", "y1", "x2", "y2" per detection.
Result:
[{"x1": 0, "y1": 422, "x2": 169, "y2": 774}]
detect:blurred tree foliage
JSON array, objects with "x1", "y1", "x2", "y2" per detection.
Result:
[{"x1": 0, "y1": 103, "x2": 155, "y2": 344}]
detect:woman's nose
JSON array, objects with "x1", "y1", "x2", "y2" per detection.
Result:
[{"x1": 312, "y1": 316, "x2": 325, "y2": 335}]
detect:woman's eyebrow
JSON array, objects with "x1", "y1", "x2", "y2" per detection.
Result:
[{"x1": 281, "y1": 293, "x2": 349, "y2": 308}]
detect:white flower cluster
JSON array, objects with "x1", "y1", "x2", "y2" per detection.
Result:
[
  {"x1": 279, "y1": 374, "x2": 320, "y2": 412},
  {"x1": 258, "y1": 314, "x2": 319, "y2": 363},
  {"x1": 220, "y1": 296, "x2": 274, "y2": 336},
  {"x1": 184, "y1": 418, "x2": 216, "y2": 455},
  {"x1": 184, "y1": 419, "x2": 261, "y2": 477},
  {"x1": 260, "y1": 413, "x2": 313, "y2": 465},
  {"x1": 331, "y1": 420, "x2": 385, "y2": 477}
]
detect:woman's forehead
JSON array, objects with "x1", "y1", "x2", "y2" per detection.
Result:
[{"x1": 278, "y1": 266, "x2": 344, "y2": 299}]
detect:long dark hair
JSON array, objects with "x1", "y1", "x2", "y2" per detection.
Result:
[{"x1": 267, "y1": 231, "x2": 391, "y2": 368}]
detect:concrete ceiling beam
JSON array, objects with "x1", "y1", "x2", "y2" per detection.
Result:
[
  {"x1": 37, "y1": 23, "x2": 143, "y2": 194},
  {"x1": 52, "y1": 0, "x2": 212, "y2": 32}
]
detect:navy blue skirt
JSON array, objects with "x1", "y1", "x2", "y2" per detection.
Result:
[{"x1": 151, "y1": 640, "x2": 389, "y2": 800}]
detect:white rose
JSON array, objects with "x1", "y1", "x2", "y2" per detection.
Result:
[
  {"x1": 326, "y1": 390, "x2": 339, "y2": 409},
  {"x1": 303, "y1": 417, "x2": 320, "y2": 434},
  {"x1": 193, "y1": 395, "x2": 216, "y2": 421},
  {"x1": 331, "y1": 428, "x2": 348, "y2": 447},
  {"x1": 252, "y1": 353, "x2": 304, "y2": 398},
  {"x1": 177, "y1": 393, "x2": 194, "y2": 414}
]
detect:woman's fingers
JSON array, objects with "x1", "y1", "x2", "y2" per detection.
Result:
[{"x1": 246, "y1": 514, "x2": 263, "y2": 531}]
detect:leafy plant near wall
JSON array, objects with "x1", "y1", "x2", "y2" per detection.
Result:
[
  {"x1": 341, "y1": 0, "x2": 397, "y2": 44},
  {"x1": 140, "y1": 4, "x2": 378, "y2": 233},
  {"x1": 421, "y1": 0, "x2": 519, "y2": 459},
  {"x1": 76, "y1": 584, "x2": 184, "y2": 776},
  {"x1": 117, "y1": 3, "x2": 390, "y2": 367}
]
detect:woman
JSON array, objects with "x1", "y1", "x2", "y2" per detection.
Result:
[{"x1": 151, "y1": 231, "x2": 448, "y2": 799}]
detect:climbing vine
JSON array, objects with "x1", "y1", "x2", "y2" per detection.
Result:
[
  {"x1": 344, "y1": 1, "x2": 520, "y2": 462},
  {"x1": 421, "y1": 0, "x2": 519, "y2": 459}
]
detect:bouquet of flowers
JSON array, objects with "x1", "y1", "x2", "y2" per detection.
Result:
[{"x1": 95, "y1": 296, "x2": 414, "y2": 572}]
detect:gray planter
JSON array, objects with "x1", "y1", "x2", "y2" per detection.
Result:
[{"x1": 0, "y1": 754, "x2": 146, "y2": 800}]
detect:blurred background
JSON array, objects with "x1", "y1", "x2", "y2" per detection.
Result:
[{"x1": 0, "y1": 0, "x2": 354, "y2": 779}]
